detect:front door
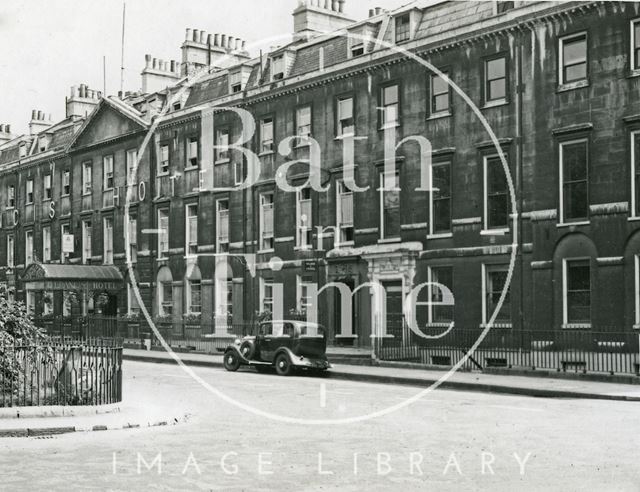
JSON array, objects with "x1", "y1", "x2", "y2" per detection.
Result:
[{"x1": 383, "y1": 281, "x2": 403, "y2": 340}]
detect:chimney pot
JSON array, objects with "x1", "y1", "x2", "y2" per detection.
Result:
[
  {"x1": 70, "y1": 85, "x2": 76, "y2": 98},
  {"x1": 375, "y1": 7, "x2": 381, "y2": 15},
  {"x1": 242, "y1": 40, "x2": 247, "y2": 50},
  {"x1": 214, "y1": 33, "x2": 220, "y2": 46},
  {"x1": 324, "y1": 0, "x2": 330, "y2": 9},
  {"x1": 37, "y1": 110, "x2": 43, "y2": 120},
  {"x1": 207, "y1": 34, "x2": 212, "y2": 46},
  {"x1": 193, "y1": 29, "x2": 199, "y2": 42},
  {"x1": 338, "y1": 0, "x2": 345, "y2": 13},
  {"x1": 145, "y1": 53, "x2": 151, "y2": 69},
  {"x1": 221, "y1": 34, "x2": 227, "y2": 47},
  {"x1": 186, "y1": 28, "x2": 192, "y2": 40},
  {"x1": 228, "y1": 36, "x2": 235, "y2": 49},
  {"x1": 31, "y1": 110, "x2": 37, "y2": 120},
  {"x1": 199, "y1": 30, "x2": 206, "y2": 44},
  {"x1": 0, "y1": 124, "x2": 4, "y2": 132},
  {"x1": 152, "y1": 58, "x2": 157, "y2": 69},
  {"x1": 170, "y1": 60, "x2": 176, "y2": 72},
  {"x1": 235, "y1": 38, "x2": 241, "y2": 51},
  {"x1": 5, "y1": 125, "x2": 9, "y2": 133}
]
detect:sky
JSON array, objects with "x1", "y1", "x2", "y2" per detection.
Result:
[{"x1": 0, "y1": 0, "x2": 412, "y2": 134}]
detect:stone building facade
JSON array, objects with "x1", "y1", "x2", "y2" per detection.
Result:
[{"x1": 0, "y1": 0, "x2": 639, "y2": 347}]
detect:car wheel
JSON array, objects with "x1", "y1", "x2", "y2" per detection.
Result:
[
  {"x1": 223, "y1": 351, "x2": 241, "y2": 372},
  {"x1": 275, "y1": 353, "x2": 292, "y2": 376},
  {"x1": 239, "y1": 340, "x2": 255, "y2": 359}
]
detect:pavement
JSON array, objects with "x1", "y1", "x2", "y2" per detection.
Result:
[{"x1": 123, "y1": 348, "x2": 640, "y2": 402}]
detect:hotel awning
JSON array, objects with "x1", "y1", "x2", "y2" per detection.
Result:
[{"x1": 22, "y1": 263, "x2": 124, "y2": 291}]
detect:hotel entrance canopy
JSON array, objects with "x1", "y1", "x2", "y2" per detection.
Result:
[{"x1": 22, "y1": 264, "x2": 124, "y2": 291}]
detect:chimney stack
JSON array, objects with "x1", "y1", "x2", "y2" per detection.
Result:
[
  {"x1": 293, "y1": 0, "x2": 353, "y2": 42},
  {"x1": 0, "y1": 124, "x2": 13, "y2": 145}
]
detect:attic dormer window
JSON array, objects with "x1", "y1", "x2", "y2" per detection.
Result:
[
  {"x1": 229, "y1": 71, "x2": 242, "y2": 93},
  {"x1": 272, "y1": 55, "x2": 285, "y2": 81},
  {"x1": 19, "y1": 143, "x2": 27, "y2": 158},
  {"x1": 39, "y1": 135, "x2": 48, "y2": 152},
  {"x1": 395, "y1": 14, "x2": 411, "y2": 43},
  {"x1": 495, "y1": 1, "x2": 515, "y2": 14},
  {"x1": 351, "y1": 43, "x2": 365, "y2": 58}
]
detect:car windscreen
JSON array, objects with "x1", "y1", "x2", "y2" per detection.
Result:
[{"x1": 299, "y1": 325, "x2": 325, "y2": 337}]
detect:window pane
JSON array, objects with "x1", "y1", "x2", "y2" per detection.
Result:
[
  {"x1": 488, "y1": 79, "x2": 506, "y2": 100},
  {"x1": 564, "y1": 63, "x2": 586, "y2": 83},
  {"x1": 568, "y1": 261, "x2": 590, "y2": 290},
  {"x1": 564, "y1": 181, "x2": 588, "y2": 220},
  {"x1": 563, "y1": 37, "x2": 586, "y2": 65},
  {"x1": 635, "y1": 22, "x2": 640, "y2": 49},
  {"x1": 487, "y1": 58, "x2": 505, "y2": 80},
  {"x1": 563, "y1": 142, "x2": 587, "y2": 181},
  {"x1": 433, "y1": 94, "x2": 449, "y2": 113},
  {"x1": 384, "y1": 85, "x2": 398, "y2": 105}
]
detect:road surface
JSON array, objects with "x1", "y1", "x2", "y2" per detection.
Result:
[{"x1": 1, "y1": 360, "x2": 638, "y2": 491}]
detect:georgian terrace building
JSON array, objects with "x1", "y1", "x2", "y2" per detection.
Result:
[{"x1": 0, "y1": 0, "x2": 639, "y2": 347}]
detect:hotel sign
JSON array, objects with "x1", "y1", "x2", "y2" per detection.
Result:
[{"x1": 24, "y1": 280, "x2": 121, "y2": 291}]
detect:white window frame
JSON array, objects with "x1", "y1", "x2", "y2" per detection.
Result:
[
  {"x1": 427, "y1": 266, "x2": 454, "y2": 325},
  {"x1": 157, "y1": 208, "x2": 169, "y2": 258},
  {"x1": 337, "y1": 97, "x2": 354, "y2": 137},
  {"x1": 60, "y1": 223, "x2": 70, "y2": 262},
  {"x1": 158, "y1": 144, "x2": 170, "y2": 176},
  {"x1": 481, "y1": 263, "x2": 511, "y2": 327},
  {"x1": 82, "y1": 219, "x2": 92, "y2": 264},
  {"x1": 336, "y1": 179, "x2": 354, "y2": 246},
  {"x1": 483, "y1": 155, "x2": 509, "y2": 233},
  {"x1": 7, "y1": 185, "x2": 15, "y2": 209},
  {"x1": 259, "y1": 193, "x2": 274, "y2": 252},
  {"x1": 296, "y1": 187, "x2": 312, "y2": 249},
  {"x1": 635, "y1": 254, "x2": 640, "y2": 328},
  {"x1": 126, "y1": 149, "x2": 138, "y2": 186},
  {"x1": 215, "y1": 129, "x2": 230, "y2": 162},
  {"x1": 259, "y1": 277, "x2": 274, "y2": 313},
  {"x1": 43, "y1": 174, "x2": 52, "y2": 200},
  {"x1": 26, "y1": 179, "x2": 34, "y2": 204},
  {"x1": 6, "y1": 234, "x2": 14, "y2": 268},
  {"x1": 430, "y1": 72, "x2": 450, "y2": 116},
  {"x1": 103, "y1": 217, "x2": 113, "y2": 265},
  {"x1": 186, "y1": 277, "x2": 202, "y2": 315},
  {"x1": 271, "y1": 55, "x2": 285, "y2": 80},
  {"x1": 82, "y1": 161, "x2": 92, "y2": 195},
  {"x1": 562, "y1": 257, "x2": 592, "y2": 327},
  {"x1": 559, "y1": 138, "x2": 589, "y2": 225},
  {"x1": 103, "y1": 155, "x2": 114, "y2": 190},
  {"x1": 62, "y1": 170, "x2": 70, "y2": 196},
  {"x1": 128, "y1": 283, "x2": 141, "y2": 315},
  {"x1": 381, "y1": 85, "x2": 399, "y2": 128},
  {"x1": 296, "y1": 105, "x2": 312, "y2": 139},
  {"x1": 429, "y1": 161, "x2": 452, "y2": 238},
  {"x1": 631, "y1": 18, "x2": 640, "y2": 72},
  {"x1": 379, "y1": 170, "x2": 400, "y2": 240},
  {"x1": 233, "y1": 160, "x2": 244, "y2": 186},
  {"x1": 260, "y1": 118, "x2": 274, "y2": 154},
  {"x1": 42, "y1": 226, "x2": 51, "y2": 262},
  {"x1": 216, "y1": 199, "x2": 229, "y2": 253},
  {"x1": 187, "y1": 138, "x2": 198, "y2": 168},
  {"x1": 185, "y1": 203, "x2": 198, "y2": 256},
  {"x1": 631, "y1": 131, "x2": 640, "y2": 218},
  {"x1": 296, "y1": 275, "x2": 314, "y2": 316},
  {"x1": 558, "y1": 31, "x2": 588, "y2": 86},
  {"x1": 25, "y1": 230, "x2": 33, "y2": 265},
  {"x1": 128, "y1": 214, "x2": 137, "y2": 263},
  {"x1": 158, "y1": 281, "x2": 173, "y2": 316}
]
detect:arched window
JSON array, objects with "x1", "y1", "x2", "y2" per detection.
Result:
[
  {"x1": 215, "y1": 262, "x2": 233, "y2": 318},
  {"x1": 185, "y1": 264, "x2": 202, "y2": 315},
  {"x1": 157, "y1": 266, "x2": 173, "y2": 316}
]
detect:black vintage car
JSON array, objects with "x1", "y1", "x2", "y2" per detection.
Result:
[{"x1": 223, "y1": 320, "x2": 330, "y2": 376}]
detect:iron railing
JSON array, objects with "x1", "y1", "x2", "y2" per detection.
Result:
[
  {"x1": 373, "y1": 324, "x2": 640, "y2": 375},
  {"x1": 0, "y1": 340, "x2": 122, "y2": 407}
]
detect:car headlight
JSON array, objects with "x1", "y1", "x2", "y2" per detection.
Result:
[{"x1": 234, "y1": 338, "x2": 241, "y2": 345}]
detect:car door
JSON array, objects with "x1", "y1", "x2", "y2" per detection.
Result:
[
  {"x1": 260, "y1": 321, "x2": 294, "y2": 362},
  {"x1": 255, "y1": 322, "x2": 274, "y2": 362}
]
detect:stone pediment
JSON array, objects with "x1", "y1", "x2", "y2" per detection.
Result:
[{"x1": 69, "y1": 98, "x2": 148, "y2": 151}]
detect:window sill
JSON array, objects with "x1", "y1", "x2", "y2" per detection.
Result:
[
  {"x1": 184, "y1": 165, "x2": 199, "y2": 172},
  {"x1": 427, "y1": 232, "x2": 453, "y2": 239},
  {"x1": 628, "y1": 69, "x2": 640, "y2": 79},
  {"x1": 557, "y1": 80, "x2": 589, "y2": 92},
  {"x1": 156, "y1": 172, "x2": 170, "y2": 178},
  {"x1": 82, "y1": 193, "x2": 92, "y2": 197},
  {"x1": 633, "y1": 324, "x2": 640, "y2": 330},
  {"x1": 561, "y1": 323, "x2": 591, "y2": 330},
  {"x1": 61, "y1": 194, "x2": 70, "y2": 198},
  {"x1": 294, "y1": 245, "x2": 313, "y2": 252},
  {"x1": 480, "y1": 228, "x2": 509, "y2": 236},
  {"x1": 557, "y1": 221, "x2": 590, "y2": 228},
  {"x1": 379, "y1": 123, "x2": 400, "y2": 131},
  {"x1": 215, "y1": 158, "x2": 231, "y2": 165},
  {"x1": 427, "y1": 111, "x2": 451, "y2": 121},
  {"x1": 335, "y1": 133, "x2": 356, "y2": 141},
  {"x1": 257, "y1": 249, "x2": 275, "y2": 254},
  {"x1": 628, "y1": 216, "x2": 640, "y2": 222},
  {"x1": 482, "y1": 99, "x2": 508, "y2": 109},
  {"x1": 377, "y1": 237, "x2": 401, "y2": 244},
  {"x1": 335, "y1": 241, "x2": 355, "y2": 248},
  {"x1": 258, "y1": 150, "x2": 275, "y2": 157},
  {"x1": 42, "y1": 198, "x2": 52, "y2": 202},
  {"x1": 479, "y1": 323, "x2": 512, "y2": 329},
  {"x1": 294, "y1": 142, "x2": 311, "y2": 149}
]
